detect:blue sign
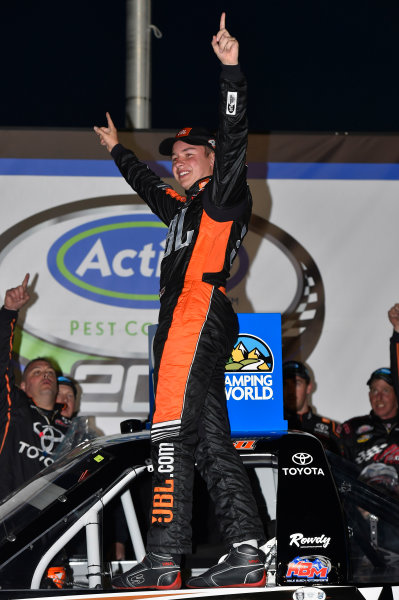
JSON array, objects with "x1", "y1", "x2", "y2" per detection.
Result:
[
  {"x1": 48, "y1": 214, "x2": 166, "y2": 309},
  {"x1": 148, "y1": 314, "x2": 287, "y2": 435},
  {"x1": 226, "y1": 313, "x2": 286, "y2": 435}
]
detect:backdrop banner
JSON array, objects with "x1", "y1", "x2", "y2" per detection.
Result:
[{"x1": 0, "y1": 129, "x2": 398, "y2": 434}]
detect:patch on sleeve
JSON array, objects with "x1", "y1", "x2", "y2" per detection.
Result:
[{"x1": 226, "y1": 91, "x2": 237, "y2": 115}]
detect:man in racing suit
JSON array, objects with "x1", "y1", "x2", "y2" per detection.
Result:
[
  {"x1": 94, "y1": 13, "x2": 266, "y2": 591},
  {"x1": 283, "y1": 360, "x2": 341, "y2": 452},
  {"x1": 389, "y1": 302, "x2": 399, "y2": 405},
  {"x1": 340, "y1": 366, "x2": 399, "y2": 495},
  {"x1": 0, "y1": 274, "x2": 71, "y2": 502}
]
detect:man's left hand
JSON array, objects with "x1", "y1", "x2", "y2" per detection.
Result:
[{"x1": 212, "y1": 13, "x2": 239, "y2": 66}]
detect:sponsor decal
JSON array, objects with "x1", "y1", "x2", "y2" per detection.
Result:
[
  {"x1": 356, "y1": 424, "x2": 374, "y2": 434},
  {"x1": 78, "y1": 470, "x2": 90, "y2": 482},
  {"x1": 225, "y1": 334, "x2": 274, "y2": 401},
  {"x1": 151, "y1": 479, "x2": 174, "y2": 524},
  {"x1": 293, "y1": 586, "x2": 326, "y2": 600},
  {"x1": 283, "y1": 466, "x2": 325, "y2": 476},
  {"x1": 292, "y1": 453, "x2": 313, "y2": 466},
  {"x1": 374, "y1": 443, "x2": 399, "y2": 464},
  {"x1": 233, "y1": 440, "x2": 256, "y2": 450},
  {"x1": 157, "y1": 441, "x2": 175, "y2": 474},
  {"x1": 19, "y1": 423, "x2": 66, "y2": 466},
  {"x1": 18, "y1": 442, "x2": 54, "y2": 467},
  {"x1": 314, "y1": 422, "x2": 329, "y2": 436},
  {"x1": 355, "y1": 442, "x2": 388, "y2": 465},
  {"x1": 289, "y1": 533, "x2": 331, "y2": 549},
  {"x1": 152, "y1": 442, "x2": 175, "y2": 524},
  {"x1": 357, "y1": 434, "x2": 372, "y2": 443},
  {"x1": 33, "y1": 422, "x2": 65, "y2": 454},
  {"x1": 226, "y1": 334, "x2": 273, "y2": 372},
  {"x1": 286, "y1": 555, "x2": 331, "y2": 582},
  {"x1": 48, "y1": 214, "x2": 167, "y2": 309},
  {"x1": 282, "y1": 453, "x2": 324, "y2": 476},
  {"x1": 93, "y1": 454, "x2": 104, "y2": 463},
  {"x1": 177, "y1": 127, "x2": 192, "y2": 138},
  {"x1": 226, "y1": 91, "x2": 237, "y2": 115}
]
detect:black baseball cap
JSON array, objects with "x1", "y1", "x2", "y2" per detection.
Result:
[
  {"x1": 159, "y1": 127, "x2": 216, "y2": 156},
  {"x1": 57, "y1": 375, "x2": 77, "y2": 398},
  {"x1": 283, "y1": 360, "x2": 311, "y2": 383},
  {"x1": 367, "y1": 367, "x2": 393, "y2": 387}
]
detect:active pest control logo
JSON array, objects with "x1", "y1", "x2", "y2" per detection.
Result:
[
  {"x1": 225, "y1": 333, "x2": 274, "y2": 401},
  {"x1": 47, "y1": 213, "x2": 167, "y2": 309}
]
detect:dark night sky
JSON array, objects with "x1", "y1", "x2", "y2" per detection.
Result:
[{"x1": 2, "y1": 0, "x2": 399, "y2": 133}]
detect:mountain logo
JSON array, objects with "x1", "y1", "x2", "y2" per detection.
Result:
[{"x1": 226, "y1": 334, "x2": 273, "y2": 372}]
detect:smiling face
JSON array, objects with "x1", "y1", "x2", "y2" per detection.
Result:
[
  {"x1": 171, "y1": 140, "x2": 215, "y2": 190},
  {"x1": 20, "y1": 359, "x2": 57, "y2": 409},
  {"x1": 369, "y1": 378, "x2": 398, "y2": 420}
]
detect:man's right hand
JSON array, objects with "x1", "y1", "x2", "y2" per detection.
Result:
[
  {"x1": 388, "y1": 303, "x2": 399, "y2": 333},
  {"x1": 4, "y1": 274, "x2": 30, "y2": 311},
  {"x1": 94, "y1": 112, "x2": 119, "y2": 153}
]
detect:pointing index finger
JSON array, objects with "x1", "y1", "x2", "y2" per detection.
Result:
[
  {"x1": 220, "y1": 12, "x2": 226, "y2": 31},
  {"x1": 22, "y1": 273, "x2": 30, "y2": 289},
  {"x1": 106, "y1": 112, "x2": 115, "y2": 130}
]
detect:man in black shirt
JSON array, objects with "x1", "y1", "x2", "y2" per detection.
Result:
[
  {"x1": 283, "y1": 360, "x2": 341, "y2": 452},
  {"x1": 0, "y1": 274, "x2": 70, "y2": 501},
  {"x1": 340, "y1": 367, "x2": 399, "y2": 494}
]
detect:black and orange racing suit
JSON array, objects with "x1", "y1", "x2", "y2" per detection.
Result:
[
  {"x1": 0, "y1": 307, "x2": 70, "y2": 501},
  {"x1": 286, "y1": 407, "x2": 342, "y2": 453},
  {"x1": 111, "y1": 64, "x2": 265, "y2": 554},
  {"x1": 391, "y1": 330, "x2": 399, "y2": 402}
]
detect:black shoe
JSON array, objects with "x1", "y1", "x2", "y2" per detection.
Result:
[
  {"x1": 186, "y1": 544, "x2": 266, "y2": 588},
  {"x1": 112, "y1": 552, "x2": 181, "y2": 590}
]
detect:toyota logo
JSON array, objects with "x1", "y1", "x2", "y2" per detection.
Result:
[{"x1": 292, "y1": 452, "x2": 313, "y2": 465}]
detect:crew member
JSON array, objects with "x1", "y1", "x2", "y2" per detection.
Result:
[
  {"x1": 340, "y1": 367, "x2": 399, "y2": 494},
  {"x1": 283, "y1": 360, "x2": 341, "y2": 451},
  {"x1": 0, "y1": 274, "x2": 70, "y2": 501}
]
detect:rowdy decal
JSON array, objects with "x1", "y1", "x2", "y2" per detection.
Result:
[{"x1": 289, "y1": 533, "x2": 331, "y2": 549}]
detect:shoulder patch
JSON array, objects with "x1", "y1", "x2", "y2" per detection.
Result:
[{"x1": 226, "y1": 91, "x2": 237, "y2": 115}]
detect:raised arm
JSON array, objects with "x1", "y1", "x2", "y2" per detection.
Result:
[
  {"x1": 0, "y1": 274, "x2": 31, "y2": 419},
  {"x1": 94, "y1": 114, "x2": 183, "y2": 225},
  {"x1": 389, "y1": 303, "x2": 399, "y2": 400},
  {"x1": 208, "y1": 13, "x2": 249, "y2": 211}
]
